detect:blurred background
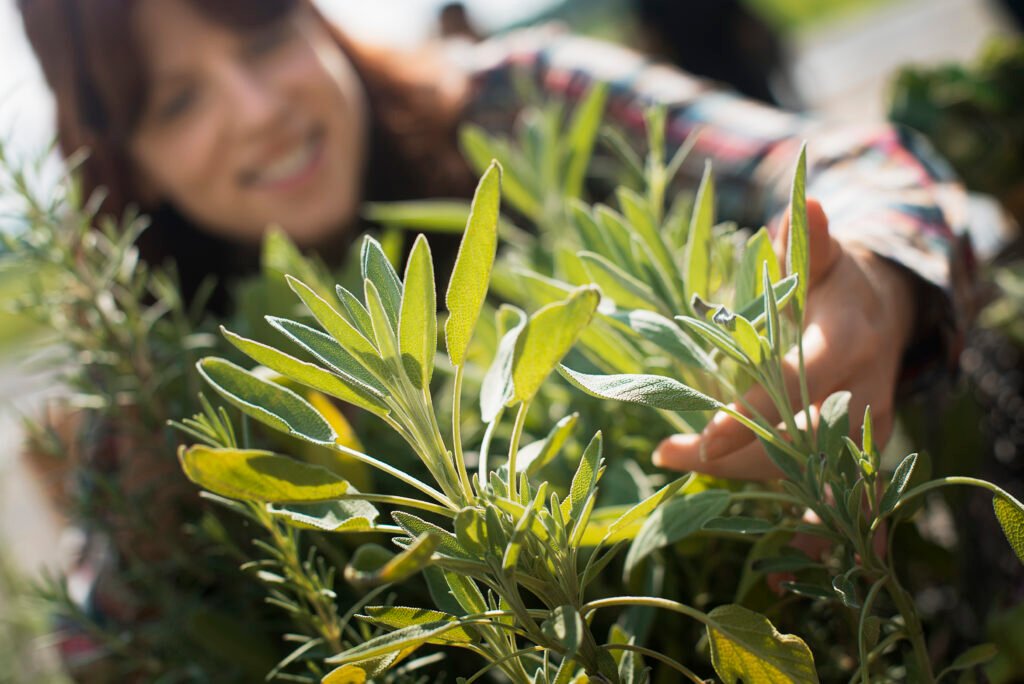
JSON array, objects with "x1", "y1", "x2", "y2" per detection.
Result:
[{"x1": 1, "y1": 0, "x2": 1022, "y2": 680}]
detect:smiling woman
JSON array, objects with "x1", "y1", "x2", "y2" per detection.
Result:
[{"x1": 19, "y1": 0, "x2": 473, "y2": 308}]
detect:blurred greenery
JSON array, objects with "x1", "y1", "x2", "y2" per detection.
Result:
[{"x1": 0, "y1": 546, "x2": 69, "y2": 684}]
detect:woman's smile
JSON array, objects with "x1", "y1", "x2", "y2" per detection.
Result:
[{"x1": 240, "y1": 125, "x2": 326, "y2": 193}]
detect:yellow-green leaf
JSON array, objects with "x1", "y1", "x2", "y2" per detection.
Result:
[
  {"x1": 179, "y1": 446, "x2": 350, "y2": 503},
  {"x1": 707, "y1": 604, "x2": 818, "y2": 684},
  {"x1": 197, "y1": 357, "x2": 336, "y2": 445},
  {"x1": 994, "y1": 494, "x2": 1024, "y2": 565},
  {"x1": 735, "y1": 228, "x2": 779, "y2": 309},
  {"x1": 398, "y1": 234, "x2": 437, "y2": 390},
  {"x1": 512, "y1": 285, "x2": 600, "y2": 403},
  {"x1": 787, "y1": 144, "x2": 810, "y2": 313},
  {"x1": 684, "y1": 161, "x2": 715, "y2": 304},
  {"x1": 344, "y1": 533, "x2": 440, "y2": 590},
  {"x1": 362, "y1": 606, "x2": 476, "y2": 645},
  {"x1": 445, "y1": 161, "x2": 501, "y2": 366}
]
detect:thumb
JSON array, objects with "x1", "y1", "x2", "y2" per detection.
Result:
[{"x1": 773, "y1": 198, "x2": 842, "y2": 287}]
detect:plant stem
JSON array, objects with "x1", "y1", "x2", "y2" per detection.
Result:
[
  {"x1": 581, "y1": 596, "x2": 709, "y2": 627},
  {"x1": 451, "y1": 363, "x2": 474, "y2": 499},
  {"x1": 333, "y1": 442, "x2": 456, "y2": 509},
  {"x1": 873, "y1": 476, "x2": 1023, "y2": 531},
  {"x1": 333, "y1": 493, "x2": 455, "y2": 518},
  {"x1": 857, "y1": 577, "x2": 887, "y2": 684},
  {"x1": 603, "y1": 643, "x2": 705, "y2": 683},
  {"x1": 507, "y1": 401, "x2": 530, "y2": 501},
  {"x1": 718, "y1": 405, "x2": 804, "y2": 461},
  {"x1": 886, "y1": 573, "x2": 934, "y2": 683}
]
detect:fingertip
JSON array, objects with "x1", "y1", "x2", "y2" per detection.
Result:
[{"x1": 652, "y1": 434, "x2": 700, "y2": 471}]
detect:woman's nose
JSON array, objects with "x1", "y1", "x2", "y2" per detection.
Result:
[{"x1": 218, "y1": 63, "x2": 285, "y2": 135}]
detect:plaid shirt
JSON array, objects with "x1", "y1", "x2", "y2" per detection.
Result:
[{"x1": 460, "y1": 26, "x2": 979, "y2": 379}]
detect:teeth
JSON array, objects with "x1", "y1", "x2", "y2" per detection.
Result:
[{"x1": 256, "y1": 138, "x2": 317, "y2": 185}]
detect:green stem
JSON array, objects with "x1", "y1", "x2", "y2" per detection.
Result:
[
  {"x1": 873, "y1": 476, "x2": 1022, "y2": 531},
  {"x1": 857, "y1": 577, "x2": 887, "y2": 684},
  {"x1": 582, "y1": 596, "x2": 709, "y2": 627},
  {"x1": 451, "y1": 364, "x2": 474, "y2": 498},
  {"x1": 603, "y1": 643, "x2": 705, "y2": 683},
  {"x1": 795, "y1": 308, "x2": 815, "y2": 448},
  {"x1": 479, "y1": 408, "x2": 504, "y2": 483},
  {"x1": 333, "y1": 494, "x2": 455, "y2": 518},
  {"x1": 464, "y1": 646, "x2": 544, "y2": 684},
  {"x1": 886, "y1": 573, "x2": 934, "y2": 683},
  {"x1": 332, "y1": 442, "x2": 456, "y2": 509},
  {"x1": 507, "y1": 401, "x2": 531, "y2": 501},
  {"x1": 719, "y1": 405, "x2": 804, "y2": 461}
]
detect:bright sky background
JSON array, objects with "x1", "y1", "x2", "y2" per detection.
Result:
[{"x1": 0, "y1": 0, "x2": 561, "y2": 161}]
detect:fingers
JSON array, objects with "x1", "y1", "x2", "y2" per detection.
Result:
[
  {"x1": 773, "y1": 198, "x2": 842, "y2": 288},
  {"x1": 680, "y1": 322, "x2": 833, "y2": 464},
  {"x1": 653, "y1": 433, "x2": 784, "y2": 480}
]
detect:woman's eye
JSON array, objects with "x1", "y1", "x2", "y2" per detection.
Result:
[{"x1": 155, "y1": 86, "x2": 198, "y2": 122}]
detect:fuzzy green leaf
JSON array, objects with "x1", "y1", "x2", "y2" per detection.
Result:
[
  {"x1": 392, "y1": 511, "x2": 470, "y2": 560},
  {"x1": 624, "y1": 490, "x2": 729, "y2": 578},
  {"x1": 445, "y1": 161, "x2": 501, "y2": 366},
  {"x1": 736, "y1": 274, "x2": 799, "y2": 327},
  {"x1": 787, "y1": 144, "x2": 810, "y2": 313},
  {"x1": 879, "y1": 453, "x2": 918, "y2": 516},
  {"x1": 344, "y1": 533, "x2": 440, "y2": 589},
  {"x1": 561, "y1": 432, "x2": 603, "y2": 522},
  {"x1": 703, "y1": 517, "x2": 777, "y2": 535},
  {"x1": 736, "y1": 228, "x2": 779, "y2": 309},
  {"x1": 542, "y1": 606, "x2": 585, "y2": 655},
  {"x1": 222, "y1": 327, "x2": 388, "y2": 417},
  {"x1": 707, "y1": 604, "x2": 818, "y2": 683},
  {"x1": 179, "y1": 446, "x2": 349, "y2": 503},
  {"x1": 946, "y1": 643, "x2": 999, "y2": 674},
  {"x1": 269, "y1": 498, "x2": 379, "y2": 532},
  {"x1": 480, "y1": 305, "x2": 527, "y2": 422},
  {"x1": 517, "y1": 413, "x2": 578, "y2": 476},
  {"x1": 364, "y1": 200, "x2": 474, "y2": 233},
  {"x1": 684, "y1": 161, "x2": 715, "y2": 304},
  {"x1": 324, "y1": 619, "x2": 470, "y2": 666},
  {"x1": 559, "y1": 366, "x2": 720, "y2": 413},
  {"x1": 512, "y1": 285, "x2": 601, "y2": 403},
  {"x1": 197, "y1": 358, "x2": 335, "y2": 444},
  {"x1": 605, "y1": 309, "x2": 715, "y2": 371},
  {"x1": 398, "y1": 234, "x2": 436, "y2": 390},
  {"x1": 267, "y1": 317, "x2": 387, "y2": 395},
  {"x1": 818, "y1": 391, "x2": 851, "y2": 459},
  {"x1": 676, "y1": 315, "x2": 749, "y2": 364},
  {"x1": 360, "y1": 237, "x2": 403, "y2": 329},
  {"x1": 336, "y1": 285, "x2": 375, "y2": 340},
  {"x1": 604, "y1": 476, "x2": 690, "y2": 544},
  {"x1": 459, "y1": 127, "x2": 540, "y2": 220},
  {"x1": 365, "y1": 279, "x2": 401, "y2": 368},
  {"x1": 994, "y1": 494, "x2": 1024, "y2": 565},
  {"x1": 579, "y1": 251, "x2": 660, "y2": 310},
  {"x1": 362, "y1": 606, "x2": 476, "y2": 645},
  {"x1": 563, "y1": 83, "x2": 608, "y2": 198}
]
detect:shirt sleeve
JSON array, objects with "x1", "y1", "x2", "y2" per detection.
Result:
[{"x1": 456, "y1": 26, "x2": 978, "y2": 382}]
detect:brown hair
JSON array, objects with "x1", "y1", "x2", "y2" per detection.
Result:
[{"x1": 19, "y1": 0, "x2": 474, "y2": 308}]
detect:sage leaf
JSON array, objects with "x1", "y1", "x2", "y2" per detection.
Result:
[
  {"x1": 624, "y1": 490, "x2": 729, "y2": 579},
  {"x1": 563, "y1": 83, "x2": 608, "y2": 199},
  {"x1": 879, "y1": 453, "x2": 918, "y2": 516},
  {"x1": 517, "y1": 413, "x2": 578, "y2": 476},
  {"x1": 736, "y1": 274, "x2": 799, "y2": 327},
  {"x1": 362, "y1": 606, "x2": 476, "y2": 645},
  {"x1": 324, "y1": 619, "x2": 470, "y2": 666},
  {"x1": 344, "y1": 533, "x2": 440, "y2": 589},
  {"x1": 558, "y1": 366, "x2": 720, "y2": 413},
  {"x1": 267, "y1": 316, "x2": 387, "y2": 395},
  {"x1": 268, "y1": 498, "x2": 379, "y2": 532},
  {"x1": 364, "y1": 199, "x2": 473, "y2": 233},
  {"x1": 542, "y1": 606, "x2": 585, "y2": 655},
  {"x1": 179, "y1": 446, "x2": 349, "y2": 502},
  {"x1": 735, "y1": 228, "x2": 778, "y2": 309},
  {"x1": 221, "y1": 327, "x2": 388, "y2": 417},
  {"x1": 480, "y1": 305, "x2": 527, "y2": 422},
  {"x1": 336, "y1": 284, "x2": 375, "y2": 339},
  {"x1": 512, "y1": 285, "x2": 600, "y2": 403},
  {"x1": 684, "y1": 161, "x2": 714, "y2": 305},
  {"x1": 446, "y1": 161, "x2": 501, "y2": 366},
  {"x1": 946, "y1": 643, "x2": 998, "y2": 673},
  {"x1": 365, "y1": 279, "x2": 401, "y2": 368},
  {"x1": 604, "y1": 476, "x2": 690, "y2": 544},
  {"x1": 398, "y1": 234, "x2": 436, "y2": 390},
  {"x1": 787, "y1": 144, "x2": 810, "y2": 313},
  {"x1": 676, "y1": 315, "x2": 749, "y2": 364},
  {"x1": 706, "y1": 604, "x2": 819, "y2": 684},
  {"x1": 360, "y1": 237, "x2": 403, "y2": 329},
  {"x1": 604, "y1": 309, "x2": 715, "y2": 371},
  {"x1": 580, "y1": 251, "x2": 660, "y2": 310},
  {"x1": 994, "y1": 494, "x2": 1024, "y2": 565},
  {"x1": 392, "y1": 511, "x2": 470, "y2": 560},
  {"x1": 818, "y1": 391, "x2": 851, "y2": 460},
  {"x1": 561, "y1": 431, "x2": 603, "y2": 522},
  {"x1": 197, "y1": 357, "x2": 336, "y2": 445},
  {"x1": 459, "y1": 126, "x2": 540, "y2": 220}
]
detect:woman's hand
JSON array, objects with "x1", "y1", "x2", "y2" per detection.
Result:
[{"x1": 653, "y1": 199, "x2": 917, "y2": 479}]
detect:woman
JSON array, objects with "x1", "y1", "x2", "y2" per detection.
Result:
[{"x1": 18, "y1": 0, "x2": 972, "y2": 675}]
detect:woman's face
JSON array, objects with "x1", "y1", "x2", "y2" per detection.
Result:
[{"x1": 129, "y1": 0, "x2": 368, "y2": 246}]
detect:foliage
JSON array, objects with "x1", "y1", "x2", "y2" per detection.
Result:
[{"x1": 177, "y1": 91, "x2": 1023, "y2": 682}]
